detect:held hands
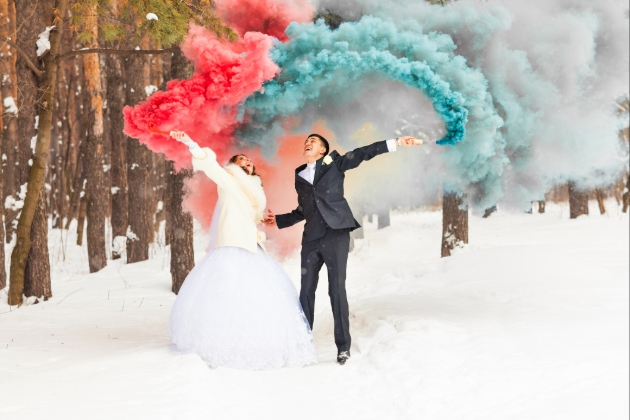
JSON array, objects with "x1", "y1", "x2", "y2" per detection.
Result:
[{"x1": 263, "y1": 209, "x2": 276, "y2": 227}]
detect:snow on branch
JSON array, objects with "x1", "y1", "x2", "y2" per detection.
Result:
[{"x1": 36, "y1": 26, "x2": 55, "y2": 57}]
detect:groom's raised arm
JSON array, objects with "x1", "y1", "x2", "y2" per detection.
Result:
[
  {"x1": 276, "y1": 206, "x2": 305, "y2": 229},
  {"x1": 334, "y1": 140, "x2": 396, "y2": 172}
]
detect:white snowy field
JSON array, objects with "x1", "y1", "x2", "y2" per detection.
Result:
[{"x1": 1, "y1": 201, "x2": 628, "y2": 420}]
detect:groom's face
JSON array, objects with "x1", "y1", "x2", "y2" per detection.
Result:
[{"x1": 303, "y1": 137, "x2": 326, "y2": 162}]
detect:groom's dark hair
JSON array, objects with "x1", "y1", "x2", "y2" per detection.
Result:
[{"x1": 307, "y1": 134, "x2": 330, "y2": 156}]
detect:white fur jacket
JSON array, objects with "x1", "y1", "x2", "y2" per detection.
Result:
[{"x1": 192, "y1": 147, "x2": 267, "y2": 254}]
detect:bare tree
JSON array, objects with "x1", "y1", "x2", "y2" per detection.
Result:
[
  {"x1": 594, "y1": 189, "x2": 606, "y2": 215},
  {"x1": 568, "y1": 181, "x2": 589, "y2": 219}
]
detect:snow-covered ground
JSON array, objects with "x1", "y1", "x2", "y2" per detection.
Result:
[{"x1": 1, "y1": 201, "x2": 628, "y2": 420}]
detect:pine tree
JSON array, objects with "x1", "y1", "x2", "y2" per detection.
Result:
[
  {"x1": 7, "y1": 0, "x2": 66, "y2": 306},
  {"x1": 0, "y1": 0, "x2": 18, "y2": 240},
  {"x1": 81, "y1": 1, "x2": 108, "y2": 272},
  {"x1": 106, "y1": 52, "x2": 128, "y2": 259},
  {"x1": 167, "y1": 48, "x2": 195, "y2": 294}
]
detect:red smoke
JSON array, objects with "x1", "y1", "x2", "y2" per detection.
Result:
[
  {"x1": 214, "y1": 0, "x2": 315, "y2": 41},
  {"x1": 122, "y1": 12, "x2": 330, "y2": 259},
  {"x1": 122, "y1": 24, "x2": 278, "y2": 169}
]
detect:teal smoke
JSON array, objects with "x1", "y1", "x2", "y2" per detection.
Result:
[{"x1": 239, "y1": 16, "x2": 506, "y2": 207}]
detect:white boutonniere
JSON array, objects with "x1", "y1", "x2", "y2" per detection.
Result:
[{"x1": 323, "y1": 155, "x2": 333, "y2": 165}]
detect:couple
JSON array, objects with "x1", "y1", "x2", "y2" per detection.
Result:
[{"x1": 168, "y1": 130, "x2": 421, "y2": 370}]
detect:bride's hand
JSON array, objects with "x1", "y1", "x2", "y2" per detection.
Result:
[
  {"x1": 170, "y1": 131, "x2": 191, "y2": 143},
  {"x1": 263, "y1": 209, "x2": 276, "y2": 227}
]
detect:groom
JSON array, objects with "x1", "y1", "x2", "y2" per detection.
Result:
[{"x1": 264, "y1": 133, "x2": 422, "y2": 365}]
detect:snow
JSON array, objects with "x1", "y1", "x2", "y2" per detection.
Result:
[
  {"x1": 146, "y1": 13, "x2": 159, "y2": 21},
  {"x1": 1, "y1": 201, "x2": 628, "y2": 420},
  {"x1": 126, "y1": 227, "x2": 139, "y2": 241},
  {"x1": 144, "y1": 85, "x2": 158, "y2": 97},
  {"x1": 36, "y1": 26, "x2": 54, "y2": 57},
  {"x1": 112, "y1": 236, "x2": 127, "y2": 256},
  {"x1": 3, "y1": 97, "x2": 18, "y2": 114}
]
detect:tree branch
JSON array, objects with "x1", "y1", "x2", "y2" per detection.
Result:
[
  {"x1": 57, "y1": 47, "x2": 177, "y2": 62},
  {"x1": 0, "y1": 36, "x2": 43, "y2": 78}
]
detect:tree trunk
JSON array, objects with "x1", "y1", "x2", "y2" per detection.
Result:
[
  {"x1": 51, "y1": 56, "x2": 72, "y2": 229},
  {"x1": 623, "y1": 175, "x2": 629, "y2": 213},
  {"x1": 594, "y1": 189, "x2": 606, "y2": 215},
  {"x1": 482, "y1": 205, "x2": 497, "y2": 218},
  {"x1": 1, "y1": 0, "x2": 19, "y2": 231},
  {"x1": 106, "y1": 53, "x2": 128, "y2": 259},
  {"x1": 348, "y1": 232, "x2": 355, "y2": 253},
  {"x1": 82, "y1": 4, "x2": 108, "y2": 272},
  {"x1": 353, "y1": 206, "x2": 364, "y2": 239},
  {"x1": 167, "y1": 48, "x2": 195, "y2": 294},
  {"x1": 23, "y1": 188, "x2": 51, "y2": 300},
  {"x1": 377, "y1": 208, "x2": 390, "y2": 229},
  {"x1": 166, "y1": 161, "x2": 194, "y2": 294},
  {"x1": 64, "y1": 69, "x2": 87, "y2": 230},
  {"x1": 568, "y1": 181, "x2": 589, "y2": 219},
  {"x1": 125, "y1": 53, "x2": 151, "y2": 263},
  {"x1": 0, "y1": 136, "x2": 5, "y2": 290},
  {"x1": 8, "y1": 0, "x2": 67, "y2": 306},
  {"x1": 76, "y1": 191, "x2": 87, "y2": 246},
  {"x1": 441, "y1": 190, "x2": 468, "y2": 258},
  {"x1": 538, "y1": 201, "x2": 546, "y2": 214}
]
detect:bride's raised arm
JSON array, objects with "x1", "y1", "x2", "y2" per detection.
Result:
[{"x1": 170, "y1": 131, "x2": 232, "y2": 189}]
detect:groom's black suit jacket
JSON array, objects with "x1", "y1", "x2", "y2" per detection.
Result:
[{"x1": 276, "y1": 141, "x2": 390, "y2": 244}]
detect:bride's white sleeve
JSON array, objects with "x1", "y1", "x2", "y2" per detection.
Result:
[{"x1": 190, "y1": 146, "x2": 232, "y2": 189}]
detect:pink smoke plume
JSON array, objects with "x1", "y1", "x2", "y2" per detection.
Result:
[
  {"x1": 214, "y1": 0, "x2": 315, "y2": 41},
  {"x1": 122, "y1": 24, "x2": 279, "y2": 169},
  {"x1": 182, "y1": 122, "x2": 339, "y2": 260}
]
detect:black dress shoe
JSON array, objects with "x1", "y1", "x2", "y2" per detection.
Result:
[{"x1": 337, "y1": 351, "x2": 350, "y2": 365}]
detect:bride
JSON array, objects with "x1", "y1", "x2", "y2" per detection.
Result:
[{"x1": 168, "y1": 131, "x2": 317, "y2": 370}]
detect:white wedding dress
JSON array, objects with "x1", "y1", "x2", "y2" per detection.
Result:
[
  {"x1": 168, "y1": 144, "x2": 316, "y2": 370},
  {"x1": 169, "y1": 246, "x2": 317, "y2": 370}
]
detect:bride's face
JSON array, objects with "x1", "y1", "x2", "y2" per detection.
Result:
[{"x1": 234, "y1": 155, "x2": 254, "y2": 174}]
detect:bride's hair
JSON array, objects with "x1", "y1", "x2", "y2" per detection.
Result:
[{"x1": 229, "y1": 154, "x2": 260, "y2": 178}]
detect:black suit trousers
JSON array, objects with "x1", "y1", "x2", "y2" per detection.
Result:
[{"x1": 300, "y1": 227, "x2": 351, "y2": 353}]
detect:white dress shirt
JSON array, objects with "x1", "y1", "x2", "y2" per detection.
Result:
[
  {"x1": 298, "y1": 162, "x2": 317, "y2": 184},
  {"x1": 298, "y1": 139, "x2": 397, "y2": 184}
]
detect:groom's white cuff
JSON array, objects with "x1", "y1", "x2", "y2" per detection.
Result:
[{"x1": 386, "y1": 139, "x2": 397, "y2": 152}]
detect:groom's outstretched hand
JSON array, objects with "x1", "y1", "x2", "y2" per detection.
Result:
[
  {"x1": 263, "y1": 209, "x2": 276, "y2": 227},
  {"x1": 398, "y1": 135, "x2": 423, "y2": 146}
]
